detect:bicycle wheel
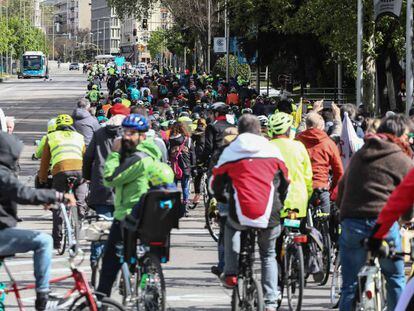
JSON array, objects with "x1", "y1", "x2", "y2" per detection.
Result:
[
  {"x1": 68, "y1": 206, "x2": 79, "y2": 254},
  {"x1": 57, "y1": 213, "x2": 67, "y2": 256},
  {"x1": 91, "y1": 254, "x2": 103, "y2": 289},
  {"x1": 205, "y1": 200, "x2": 220, "y2": 242},
  {"x1": 285, "y1": 243, "x2": 304, "y2": 311},
  {"x1": 318, "y1": 222, "x2": 332, "y2": 286},
  {"x1": 330, "y1": 253, "x2": 341, "y2": 308},
  {"x1": 69, "y1": 296, "x2": 125, "y2": 310},
  {"x1": 231, "y1": 277, "x2": 264, "y2": 311},
  {"x1": 136, "y1": 253, "x2": 166, "y2": 311},
  {"x1": 202, "y1": 174, "x2": 209, "y2": 208}
]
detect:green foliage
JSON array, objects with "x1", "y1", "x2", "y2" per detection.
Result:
[
  {"x1": 0, "y1": 21, "x2": 12, "y2": 54},
  {"x1": 147, "y1": 29, "x2": 166, "y2": 59},
  {"x1": 107, "y1": 0, "x2": 153, "y2": 21},
  {"x1": 213, "y1": 55, "x2": 251, "y2": 81}
]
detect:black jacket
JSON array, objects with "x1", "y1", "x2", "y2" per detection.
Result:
[
  {"x1": 83, "y1": 124, "x2": 122, "y2": 206},
  {"x1": 0, "y1": 133, "x2": 57, "y2": 230},
  {"x1": 168, "y1": 134, "x2": 196, "y2": 176},
  {"x1": 202, "y1": 118, "x2": 233, "y2": 166},
  {"x1": 192, "y1": 125, "x2": 206, "y2": 163}
]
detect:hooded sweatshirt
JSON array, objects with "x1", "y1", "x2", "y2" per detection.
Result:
[
  {"x1": 337, "y1": 136, "x2": 414, "y2": 220},
  {"x1": 72, "y1": 108, "x2": 101, "y2": 146},
  {"x1": 0, "y1": 133, "x2": 57, "y2": 229},
  {"x1": 104, "y1": 139, "x2": 162, "y2": 220},
  {"x1": 83, "y1": 124, "x2": 123, "y2": 206},
  {"x1": 297, "y1": 128, "x2": 343, "y2": 190},
  {"x1": 211, "y1": 133, "x2": 289, "y2": 228}
]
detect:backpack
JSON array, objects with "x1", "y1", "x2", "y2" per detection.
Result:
[
  {"x1": 159, "y1": 84, "x2": 168, "y2": 96},
  {"x1": 169, "y1": 137, "x2": 189, "y2": 180}
]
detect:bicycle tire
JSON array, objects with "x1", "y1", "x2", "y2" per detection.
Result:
[
  {"x1": 202, "y1": 174, "x2": 209, "y2": 208},
  {"x1": 317, "y1": 222, "x2": 331, "y2": 286},
  {"x1": 330, "y1": 253, "x2": 341, "y2": 308},
  {"x1": 205, "y1": 204, "x2": 219, "y2": 242},
  {"x1": 136, "y1": 253, "x2": 166, "y2": 311},
  {"x1": 69, "y1": 296, "x2": 125, "y2": 310},
  {"x1": 285, "y1": 243, "x2": 304, "y2": 311},
  {"x1": 91, "y1": 255, "x2": 103, "y2": 289},
  {"x1": 57, "y1": 214, "x2": 67, "y2": 256},
  {"x1": 231, "y1": 277, "x2": 264, "y2": 311}
]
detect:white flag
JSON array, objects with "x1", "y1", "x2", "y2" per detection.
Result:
[{"x1": 340, "y1": 113, "x2": 364, "y2": 168}]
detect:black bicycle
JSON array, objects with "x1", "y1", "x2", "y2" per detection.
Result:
[
  {"x1": 231, "y1": 229, "x2": 264, "y2": 311},
  {"x1": 279, "y1": 215, "x2": 306, "y2": 311},
  {"x1": 307, "y1": 189, "x2": 332, "y2": 286}
]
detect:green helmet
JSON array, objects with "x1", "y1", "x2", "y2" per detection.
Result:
[
  {"x1": 267, "y1": 112, "x2": 293, "y2": 137},
  {"x1": 149, "y1": 162, "x2": 175, "y2": 186}
]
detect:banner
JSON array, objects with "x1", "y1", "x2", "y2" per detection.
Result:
[
  {"x1": 374, "y1": 0, "x2": 403, "y2": 20},
  {"x1": 339, "y1": 113, "x2": 364, "y2": 169}
]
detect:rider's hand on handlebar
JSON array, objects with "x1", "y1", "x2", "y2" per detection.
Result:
[
  {"x1": 363, "y1": 237, "x2": 389, "y2": 258},
  {"x1": 64, "y1": 193, "x2": 77, "y2": 207}
]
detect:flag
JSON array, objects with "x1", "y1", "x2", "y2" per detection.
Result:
[
  {"x1": 294, "y1": 97, "x2": 303, "y2": 129},
  {"x1": 340, "y1": 112, "x2": 364, "y2": 168}
]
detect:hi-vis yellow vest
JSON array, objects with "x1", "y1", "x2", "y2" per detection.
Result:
[{"x1": 47, "y1": 131, "x2": 84, "y2": 169}]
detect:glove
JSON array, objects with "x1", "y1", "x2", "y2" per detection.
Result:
[{"x1": 363, "y1": 237, "x2": 389, "y2": 258}]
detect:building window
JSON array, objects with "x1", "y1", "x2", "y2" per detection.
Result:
[{"x1": 161, "y1": 12, "x2": 168, "y2": 19}]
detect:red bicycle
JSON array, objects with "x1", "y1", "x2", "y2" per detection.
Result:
[{"x1": 0, "y1": 203, "x2": 124, "y2": 311}]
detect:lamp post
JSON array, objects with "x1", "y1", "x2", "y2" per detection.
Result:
[{"x1": 356, "y1": 0, "x2": 363, "y2": 107}]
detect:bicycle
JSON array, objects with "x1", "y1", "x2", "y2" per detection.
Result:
[
  {"x1": 329, "y1": 202, "x2": 341, "y2": 308},
  {"x1": 231, "y1": 229, "x2": 264, "y2": 311},
  {"x1": 353, "y1": 241, "x2": 412, "y2": 311},
  {"x1": 57, "y1": 176, "x2": 81, "y2": 256},
  {"x1": 307, "y1": 189, "x2": 332, "y2": 285},
  {"x1": 0, "y1": 203, "x2": 124, "y2": 311},
  {"x1": 278, "y1": 214, "x2": 306, "y2": 311},
  {"x1": 203, "y1": 171, "x2": 220, "y2": 242}
]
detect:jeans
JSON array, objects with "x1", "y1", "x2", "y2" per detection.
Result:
[
  {"x1": 97, "y1": 220, "x2": 122, "y2": 297},
  {"x1": 175, "y1": 174, "x2": 190, "y2": 203},
  {"x1": 90, "y1": 205, "x2": 114, "y2": 264},
  {"x1": 52, "y1": 171, "x2": 88, "y2": 247},
  {"x1": 0, "y1": 228, "x2": 52, "y2": 292},
  {"x1": 339, "y1": 218, "x2": 405, "y2": 311},
  {"x1": 225, "y1": 220, "x2": 281, "y2": 308}
]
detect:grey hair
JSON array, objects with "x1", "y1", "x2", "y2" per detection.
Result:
[
  {"x1": 238, "y1": 114, "x2": 261, "y2": 135},
  {"x1": 77, "y1": 98, "x2": 91, "y2": 109}
]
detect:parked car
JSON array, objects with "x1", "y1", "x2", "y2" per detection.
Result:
[{"x1": 69, "y1": 63, "x2": 80, "y2": 70}]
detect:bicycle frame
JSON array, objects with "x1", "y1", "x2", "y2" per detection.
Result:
[{"x1": 0, "y1": 203, "x2": 98, "y2": 311}]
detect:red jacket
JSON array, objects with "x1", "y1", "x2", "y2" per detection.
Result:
[
  {"x1": 226, "y1": 93, "x2": 239, "y2": 106},
  {"x1": 297, "y1": 128, "x2": 343, "y2": 190},
  {"x1": 374, "y1": 168, "x2": 414, "y2": 239}
]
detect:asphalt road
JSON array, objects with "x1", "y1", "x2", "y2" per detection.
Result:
[{"x1": 0, "y1": 70, "x2": 332, "y2": 310}]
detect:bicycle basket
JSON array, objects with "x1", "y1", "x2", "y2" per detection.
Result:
[{"x1": 81, "y1": 221, "x2": 112, "y2": 241}]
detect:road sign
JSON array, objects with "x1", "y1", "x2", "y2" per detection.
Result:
[{"x1": 214, "y1": 37, "x2": 226, "y2": 53}]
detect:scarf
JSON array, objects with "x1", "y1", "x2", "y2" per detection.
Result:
[{"x1": 365, "y1": 133, "x2": 413, "y2": 158}]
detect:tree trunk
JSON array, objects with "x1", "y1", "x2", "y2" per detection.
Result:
[{"x1": 363, "y1": 32, "x2": 376, "y2": 116}]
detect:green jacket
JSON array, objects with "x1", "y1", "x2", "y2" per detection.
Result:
[
  {"x1": 104, "y1": 140, "x2": 162, "y2": 220},
  {"x1": 270, "y1": 137, "x2": 313, "y2": 218}
]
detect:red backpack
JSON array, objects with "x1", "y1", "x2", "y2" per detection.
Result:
[{"x1": 169, "y1": 137, "x2": 189, "y2": 180}]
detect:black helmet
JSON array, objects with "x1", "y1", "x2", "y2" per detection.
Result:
[
  {"x1": 191, "y1": 112, "x2": 200, "y2": 120},
  {"x1": 211, "y1": 102, "x2": 228, "y2": 115}
]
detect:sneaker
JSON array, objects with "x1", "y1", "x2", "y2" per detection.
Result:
[
  {"x1": 220, "y1": 273, "x2": 237, "y2": 289},
  {"x1": 35, "y1": 291, "x2": 49, "y2": 311}
]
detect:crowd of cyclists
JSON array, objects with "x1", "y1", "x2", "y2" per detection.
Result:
[{"x1": 2, "y1": 60, "x2": 414, "y2": 311}]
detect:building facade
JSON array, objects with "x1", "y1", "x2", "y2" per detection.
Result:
[
  {"x1": 50, "y1": 0, "x2": 91, "y2": 37},
  {"x1": 119, "y1": 1, "x2": 172, "y2": 64},
  {"x1": 91, "y1": 0, "x2": 121, "y2": 55}
]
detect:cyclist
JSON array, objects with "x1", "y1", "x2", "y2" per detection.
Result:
[
  {"x1": 72, "y1": 99, "x2": 100, "y2": 146},
  {"x1": 0, "y1": 132, "x2": 75, "y2": 310},
  {"x1": 38, "y1": 114, "x2": 87, "y2": 250},
  {"x1": 337, "y1": 114, "x2": 413, "y2": 311},
  {"x1": 296, "y1": 112, "x2": 343, "y2": 215},
  {"x1": 211, "y1": 114, "x2": 289, "y2": 311},
  {"x1": 97, "y1": 114, "x2": 162, "y2": 297},
  {"x1": 86, "y1": 84, "x2": 103, "y2": 107},
  {"x1": 201, "y1": 102, "x2": 233, "y2": 169},
  {"x1": 35, "y1": 118, "x2": 57, "y2": 159}
]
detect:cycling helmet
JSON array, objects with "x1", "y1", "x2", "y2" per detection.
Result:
[
  {"x1": 56, "y1": 114, "x2": 73, "y2": 127},
  {"x1": 148, "y1": 162, "x2": 175, "y2": 186},
  {"x1": 267, "y1": 112, "x2": 293, "y2": 136},
  {"x1": 191, "y1": 112, "x2": 200, "y2": 120},
  {"x1": 211, "y1": 102, "x2": 228, "y2": 115},
  {"x1": 137, "y1": 100, "x2": 144, "y2": 106},
  {"x1": 165, "y1": 110, "x2": 174, "y2": 120},
  {"x1": 241, "y1": 108, "x2": 253, "y2": 114},
  {"x1": 163, "y1": 98, "x2": 170, "y2": 104},
  {"x1": 122, "y1": 114, "x2": 149, "y2": 132},
  {"x1": 257, "y1": 115, "x2": 269, "y2": 127},
  {"x1": 177, "y1": 116, "x2": 192, "y2": 123},
  {"x1": 92, "y1": 85, "x2": 98, "y2": 90},
  {"x1": 179, "y1": 111, "x2": 190, "y2": 118},
  {"x1": 47, "y1": 118, "x2": 57, "y2": 133}
]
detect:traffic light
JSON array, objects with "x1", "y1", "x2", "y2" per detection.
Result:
[{"x1": 142, "y1": 19, "x2": 148, "y2": 30}]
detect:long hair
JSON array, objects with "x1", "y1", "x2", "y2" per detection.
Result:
[{"x1": 170, "y1": 121, "x2": 190, "y2": 137}]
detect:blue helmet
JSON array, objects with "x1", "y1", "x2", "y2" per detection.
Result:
[{"x1": 122, "y1": 114, "x2": 149, "y2": 132}]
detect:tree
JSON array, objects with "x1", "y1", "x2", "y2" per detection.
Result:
[
  {"x1": 147, "y1": 29, "x2": 166, "y2": 59},
  {"x1": 213, "y1": 55, "x2": 251, "y2": 82}
]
